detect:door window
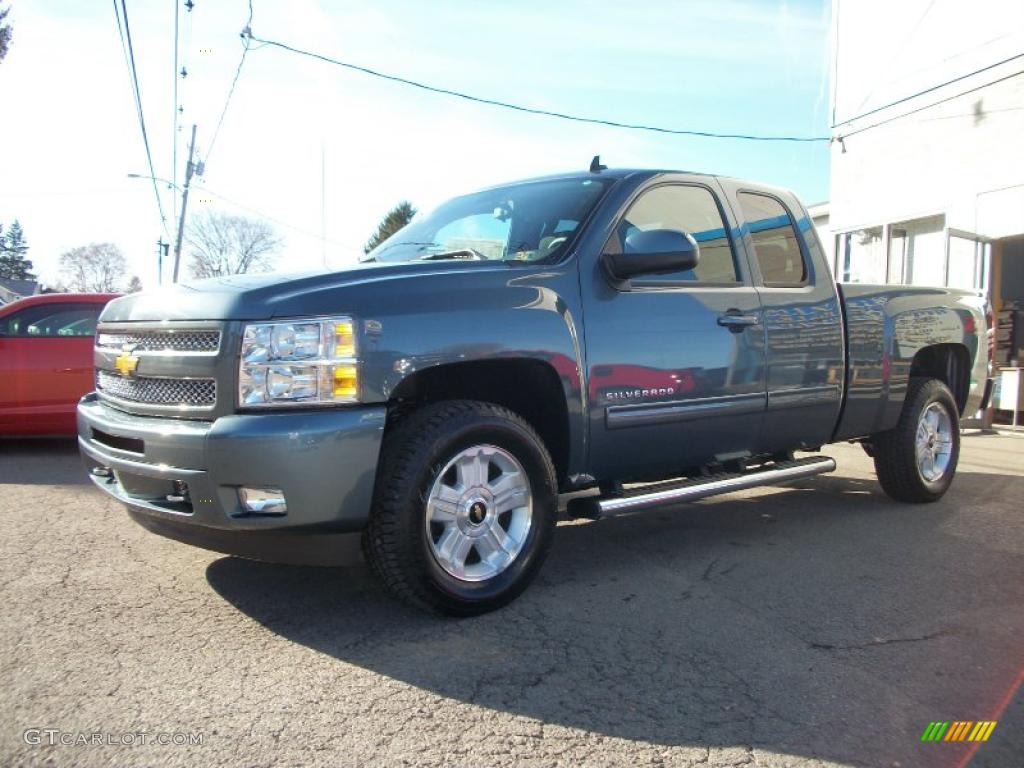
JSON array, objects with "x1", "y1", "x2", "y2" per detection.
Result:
[
  {"x1": 611, "y1": 185, "x2": 739, "y2": 285},
  {"x1": 0, "y1": 303, "x2": 102, "y2": 337},
  {"x1": 737, "y1": 192, "x2": 808, "y2": 287}
]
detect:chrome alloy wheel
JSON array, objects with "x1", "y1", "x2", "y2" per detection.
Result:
[
  {"x1": 915, "y1": 402, "x2": 953, "y2": 482},
  {"x1": 425, "y1": 444, "x2": 533, "y2": 582}
]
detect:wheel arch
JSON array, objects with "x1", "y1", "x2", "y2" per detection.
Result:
[
  {"x1": 909, "y1": 343, "x2": 971, "y2": 414},
  {"x1": 388, "y1": 358, "x2": 573, "y2": 487}
]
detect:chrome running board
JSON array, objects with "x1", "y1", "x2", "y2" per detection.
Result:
[{"x1": 567, "y1": 456, "x2": 836, "y2": 520}]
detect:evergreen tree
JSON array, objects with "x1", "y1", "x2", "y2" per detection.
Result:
[
  {"x1": 0, "y1": 5, "x2": 12, "y2": 63},
  {"x1": 363, "y1": 201, "x2": 416, "y2": 254},
  {"x1": 126, "y1": 275, "x2": 143, "y2": 293},
  {"x1": 0, "y1": 219, "x2": 35, "y2": 280}
]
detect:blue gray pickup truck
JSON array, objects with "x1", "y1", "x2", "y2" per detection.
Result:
[{"x1": 78, "y1": 165, "x2": 989, "y2": 614}]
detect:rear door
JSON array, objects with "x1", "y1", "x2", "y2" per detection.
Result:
[
  {"x1": 580, "y1": 176, "x2": 767, "y2": 480},
  {"x1": 720, "y1": 183, "x2": 845, "y2": 452}
]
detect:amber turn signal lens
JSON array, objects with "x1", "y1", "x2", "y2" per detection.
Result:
[
  {"x1": 332, "y1": 364, "x2": 358, "y2": 399},
  {"x1": 334, "y1": 322, "x2": 356, "y2": 358}
]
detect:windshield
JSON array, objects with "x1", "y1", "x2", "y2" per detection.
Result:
[{"x1": 363, "y1": 177, "x2": 613, "y2": 264}]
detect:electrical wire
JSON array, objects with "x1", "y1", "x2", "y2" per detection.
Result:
[
  {"x1": 849, "y1": 0, "x2": 938, "y2": 115},
  {"x1": 204, "y1": 0, "x2": 254, "y2": 168},
  {"x1": 245, "y1": 32, "x2": 830, "y2": 143},
  {"x1": 113, "y1": 0, "x2": 169, "y2": 235},
  {"x1": 838, "y1": 68, "x2": 1024, "y2": 140},
  {"x1": 833, "y1": 52, "x2": 1024, "y2": 128},
  {"x1": 192, "y1": 183, "x2": 349, "y2": 249}
]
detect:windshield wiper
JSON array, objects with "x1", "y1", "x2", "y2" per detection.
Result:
[
  {"x1": 419, "y1": 248, "x2": 488, "y2": 261},
  {"x1": 360, "y1": 241, "x2": 441, "y2": 263}
]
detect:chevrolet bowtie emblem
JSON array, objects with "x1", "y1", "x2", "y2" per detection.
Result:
[{"x1": 114, "y1": 345, "x2": 139, "y2": 376}]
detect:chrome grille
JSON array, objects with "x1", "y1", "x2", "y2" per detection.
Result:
[
  {"x1": 96, "y1": 330, "x2": 221, "y2": 353},
  {"x1": 97, "y1": 371, "x2": 216, "y2": 407}
]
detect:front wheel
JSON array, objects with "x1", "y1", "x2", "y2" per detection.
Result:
[
  {"x1": 872, "y1": 377, "x2": 960, "y2": 503},
  {"x1": 365, "y1": 400, "x2": 557, "y2": 615}
]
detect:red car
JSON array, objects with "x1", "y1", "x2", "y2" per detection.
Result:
[{"x1": 0, "y1": 293, "x2": 118, "y2": 436}]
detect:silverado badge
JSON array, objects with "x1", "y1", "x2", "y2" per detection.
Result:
[{"x1": 114, "y1": 345, "x2": 139, "y2": 376}]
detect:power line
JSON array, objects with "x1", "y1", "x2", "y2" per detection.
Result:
[
  {"x1": 838, "y1": 68, "x2": 1024, "y2": 140},
  {"x1": 246, "y1": 32, "x2": 830, "y2": 143},
  {"x1": 113, "y1": 0, "x2": 169, "y2": 236},
  {"x1": 192, "y1": 183, "x2": 349, "y2": 249},
  {"x1": 850, "y1": 0, "x2": 938, "y2": 115},
  {"x1": 833, "y1": 52, "x2": 1024, "y2": 128},
  {"x1": 204, "y1": 0, "x2": 254, "y2": 168}
]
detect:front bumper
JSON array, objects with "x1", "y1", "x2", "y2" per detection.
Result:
[{"x1": 78, "y1": 394, "x2": 386, "y2": 554}]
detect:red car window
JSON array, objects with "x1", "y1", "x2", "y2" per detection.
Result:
[{"x1": 1, "y1": 303, "x2": 102, "y2": 337}]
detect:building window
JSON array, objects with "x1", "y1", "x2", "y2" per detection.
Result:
[
  {"x1": 947, "y1": 232, "x2": 990, "y2": 293},
  {"x1": 889, "y1": 215, "x2": 946, "y2": 288},
  {"x1": 836, "y1": 226, "x2": 885, "y2": 283}
]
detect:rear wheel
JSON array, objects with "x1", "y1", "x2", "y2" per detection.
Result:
[
  {"x1": 872, "y1": 377, "x2": 960, "y2": 503},
  {"x1": 365, "y1": 400, "x2": 557, "y2": 615}
]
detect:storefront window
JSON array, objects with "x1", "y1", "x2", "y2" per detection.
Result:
[
  {"x1": 894, "y1": 215, "x2": 946, "y2": 287},
  {"x1": 947, "y1": 233, "x2": 989, "y2": 292},
  {"x1": 837, "y1": 226, "x2": 885, "y2": 283}
]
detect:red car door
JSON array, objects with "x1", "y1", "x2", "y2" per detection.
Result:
[{"x1": 0, "y1": 301, "x2": 103, "y2": 435}]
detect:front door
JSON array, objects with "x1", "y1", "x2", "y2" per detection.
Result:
[
  {"x1": 580, "y1": 178, "x2": 766, "y2": 481},
  {"x1": 0, "y1": 302, "x2": 101, "y2": 433}
]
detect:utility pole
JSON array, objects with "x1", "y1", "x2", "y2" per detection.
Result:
[
  {"x1": 156, "y1": 238, "x2": 169, "y2": 285},
  {"x1": 321, "y1": 138, "x2": 327, "y2": 268},
  {"x1": 173, "y1": 124, "x2": 198, "y2": 283}
]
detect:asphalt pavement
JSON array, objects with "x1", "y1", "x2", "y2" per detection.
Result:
[{"x1": 1, "y1": 434, "x2": 1022, "y2": 767}]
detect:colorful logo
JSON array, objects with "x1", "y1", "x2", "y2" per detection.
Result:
[{"x1": 921, "y1": 721, "x2": 997, "y2": 742}]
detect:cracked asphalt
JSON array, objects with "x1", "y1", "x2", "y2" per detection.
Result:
[{"x1": 1, "y1": 434, "x2": 1022, "y2": 767}]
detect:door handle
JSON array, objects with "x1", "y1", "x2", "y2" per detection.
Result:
[{"x1": 717, "y1": 312, "x2": 760, "y2": 331}]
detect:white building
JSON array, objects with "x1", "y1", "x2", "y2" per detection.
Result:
[{"x1": 826, "y1": 0, "x2": 1024, "y2": 366}]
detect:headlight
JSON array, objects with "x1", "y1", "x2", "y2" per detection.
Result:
[{"x1": 238, "y1": 316, "x2": 358, "y2": 407}]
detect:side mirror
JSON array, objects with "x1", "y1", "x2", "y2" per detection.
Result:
[{"x1": 603, "y1": 229, "x2": 700, "y2": 281}]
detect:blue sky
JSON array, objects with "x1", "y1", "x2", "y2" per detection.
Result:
[{"x1": 0, "y1": 0, "x2": 832, "y2": 287}]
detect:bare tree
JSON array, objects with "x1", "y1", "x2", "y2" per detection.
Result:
[
  {"x1": 126, "y1": 275, "x2": 143, "y2": 293},
  {"x1": 186, "y1": 211, "x2": 282, "y2": 279},
  {"x1": 58, "y1": 243, "x2": 127, "y2": 292}
]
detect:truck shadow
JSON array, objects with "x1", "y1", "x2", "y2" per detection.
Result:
[{"x1": 206, "y1": 469, "x2": 1022, "y2": 767}]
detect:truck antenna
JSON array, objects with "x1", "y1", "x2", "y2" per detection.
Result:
[{"x1": 589, "y1": 155, "x2": 607, "y2": 173}]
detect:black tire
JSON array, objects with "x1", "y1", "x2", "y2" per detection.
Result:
[
  {"x1": 365, "y1": 399, "x2": 557, "y2": 616},
  {"x1": 872, "y1": 377, "x2": 960, "y2": 503}
]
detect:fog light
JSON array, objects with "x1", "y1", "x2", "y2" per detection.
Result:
[
  {"x1": 238, "y1": 487, "x2": 287, "y2": 515},
  {"x1": 167, "y1": 480, "x2": 190, "y2": 503}
]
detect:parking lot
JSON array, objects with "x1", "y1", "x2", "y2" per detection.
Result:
[{"x1": 1, "y1": 435, "x2": 1022, "y2": 767}]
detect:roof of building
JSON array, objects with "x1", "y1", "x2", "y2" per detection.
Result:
[{"x1": 0, "y1": 278, "x2": 40, "y2": 297}]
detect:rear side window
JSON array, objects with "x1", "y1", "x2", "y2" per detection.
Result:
[
  {"x1": 737, "y1": 192, "x2": 808, "y2": 287},
  {"x1": 613, "y1": 185, "x2": 739, "y2": 285},
  {"x1": 0, "y1": 303, "x2": 101, "y2": 337}
]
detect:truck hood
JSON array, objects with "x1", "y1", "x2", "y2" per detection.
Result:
[{"x1": 100, "y1": 260, "x2": 510, "y2": 322}]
